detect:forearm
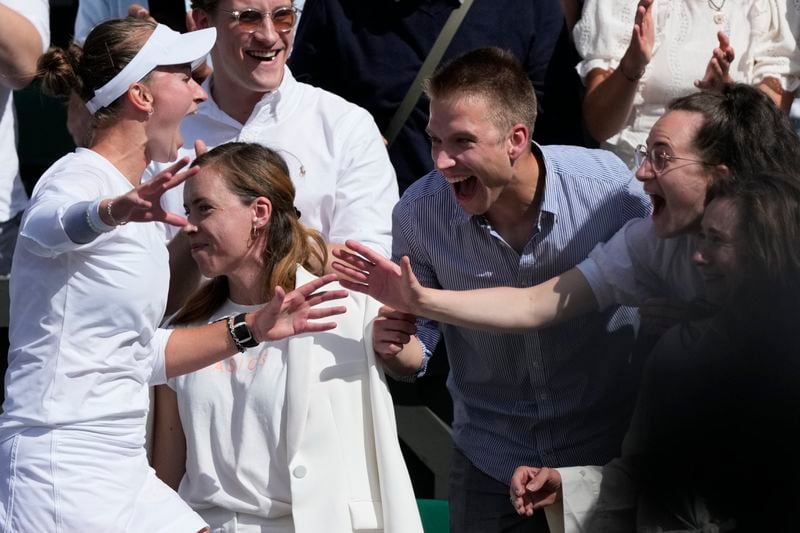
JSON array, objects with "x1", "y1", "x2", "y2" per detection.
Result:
[
  {"x1": 165, "y1": 320, "x2": 239, "y2": 378},
  {"x1": 0, "y1": 5, "x2": 45, "y2": 90},
  {"x1": 379, "y1": 334, "x2": 425, "y2": 378},
  {"x1": 151, "y1": 384, "x2": 187, "y2": 491},
  {"x1": 756, "y1": 78, "x2": 794, "y2": 113},
  {"x1": 412, "y1": 269, "x2": 597, "y2": 332},
  {"x1": 583, "y1": 64, "x2": 641, "y2": 142}
]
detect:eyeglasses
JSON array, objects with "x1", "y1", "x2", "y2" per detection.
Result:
[
  {"x1": 634, "y1": 144, "x2": 709, "y2": 173},
  {"x1": 220, "y1": 6, "x2": 299, "y2": 34}
]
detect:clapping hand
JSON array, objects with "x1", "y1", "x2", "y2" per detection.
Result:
[
  {"x1": 250, "y1": 274, "x2": 348, "y2": 342},
  {"x1": 695, "y1": 31, "x2": 735, "y2": 91},
  {"x1": 619, "y1": 0, "x2": 655, "y2": 81}
]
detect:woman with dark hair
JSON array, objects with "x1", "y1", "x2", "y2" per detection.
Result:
[
  {"x1": 152, "y1": 142, "x2": 422, "y2": 533},
  {"x1": 0, "y1": 19, "x2": 345, "y2": 532},
  {"x1": 509, "y1": 172, "x2": 800, "y2": 531}
]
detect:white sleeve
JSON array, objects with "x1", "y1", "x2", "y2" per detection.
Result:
[
  {"x1": 573, "y1": 0, "x2": 636, "y2": 81},
  {"x1": 19, "y1": 169, "x2": 114, "y2": 257},
  {"x1": 74, "y1": 1, "x2": 138, "y2": 44},
  {"x1": 148, "y1": 327, "x2": 172, "y2": 386},
  {"x1": 544, "y1": 466, "x2": 604, "y2": 533},
  {"x1": 575, "y1": 218, "x2": 662, "y2": 309},
  {"x1": 741, "y1": 0, "x2": 800, "y2": 92},
  {"x1": 4, "y1": 0, "x2": 50, "y2": 51},
  {"x1": 328, "y1": 107, "x2": 398, "y2": 258}
]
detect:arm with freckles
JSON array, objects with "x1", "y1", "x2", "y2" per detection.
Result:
[{"x1": 333, "y1": 240, "x2": 599, "y2": 332}]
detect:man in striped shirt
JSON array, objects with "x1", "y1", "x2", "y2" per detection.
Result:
[{"x1": 371, "y1": 47, "x2": 651, "y2": 532}]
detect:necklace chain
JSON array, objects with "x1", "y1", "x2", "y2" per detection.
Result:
[{"x1": 707, "y1": 0, "x2": 726, "y2": 11}]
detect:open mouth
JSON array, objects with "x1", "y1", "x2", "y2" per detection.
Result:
[
  {"x1": 649, "y1": 194, "x2": 666, "y2": 216},
  {"x1": 447, "y1": 175, "x2": 479, "y2": 201},
  {"x1": 245, "y1": 49, "x2": 280, "y2": 62}
]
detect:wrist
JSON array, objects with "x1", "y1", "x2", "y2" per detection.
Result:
[{"x1": 618, "y1": 55, "x2": 646, "y2": 83}]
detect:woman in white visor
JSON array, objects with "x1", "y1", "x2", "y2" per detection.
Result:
[{"x1": 0, "y1": 18, "x2": 345, "y2": 532}]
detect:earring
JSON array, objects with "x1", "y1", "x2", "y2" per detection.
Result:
[
  {"x1": 148, "y1": 107, "x2": 154, "y2": 116},
  {"x1": 251, "y1": 223, "x2": 259, "y2": 240}
]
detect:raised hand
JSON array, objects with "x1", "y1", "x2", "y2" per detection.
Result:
[
  {"x1": 619, "y1": 0, "x2": 655, "y2": 81},
  {"x1": 331, "y1": 240, "x2": 425, "y2": 314},
  {"x1": 372, "y1": 306, "x2": 417, "y2": 361},
  {"x1": 509, "y1": 466, "x2": 562, "y2": 517},
  {"x1": 101, "y1": 157, "x2": 198, "y2": 227},
  {"x1": 249, "y1": 273, "x2": 348, "y2": 342},
  {"x1": 695, "y1": 31, "x2": 735, "y2": 91}
]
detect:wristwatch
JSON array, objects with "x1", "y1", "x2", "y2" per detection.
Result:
[{"x1": 226, "y1": 313, "x2": 259, "y2": 352}]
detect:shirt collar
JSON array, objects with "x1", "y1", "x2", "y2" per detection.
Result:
[{"x1": 199, "y1": 66, "x2": 297, "y2": 127}]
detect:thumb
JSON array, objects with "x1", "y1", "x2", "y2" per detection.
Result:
[{"x1": 195, "y1": 139, "x2": 208, "y2": 156}]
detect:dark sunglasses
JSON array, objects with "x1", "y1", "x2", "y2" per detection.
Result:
[{"x1": 220, "y1": 6, "x2": 299, "y2": 34}]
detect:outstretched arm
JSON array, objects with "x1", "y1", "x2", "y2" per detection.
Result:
[
  {"x1": 333, "y1": 240, "x2": 599, "y2": 332},
  {"x1": 165, "y1": 274, "x2": 348, "y2": 378}
]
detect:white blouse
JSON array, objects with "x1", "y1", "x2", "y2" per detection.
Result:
[{"x1": 574, "y1": 0, "x2": 800, "y2": 166}]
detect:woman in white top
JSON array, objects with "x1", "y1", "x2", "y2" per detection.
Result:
[
  {"x1": 330, "y1": 83, "x2": 800, "y2": 368},
  {"x1": 152, "y1": 142, "x2": 422, "y2": 533},
  {"x1": 573, "y1": 0, "x2": 799, "y2": 166},
  {"x1": 0, "y1": 19, "x2": 345, "y2": 532}
]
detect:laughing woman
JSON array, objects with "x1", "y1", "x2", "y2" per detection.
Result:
[
  {"x1": 0, "y1": 20, "x2": 345, "y2": 532},
  {"x1": 152, "y1": 142, "x2": 422, "y2": 533}
]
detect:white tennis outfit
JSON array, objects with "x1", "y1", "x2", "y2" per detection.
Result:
[
  {"x1": 574, "y1": 0, "x2": 800, "y2": 166},
  {"x1": 0, "y1": 149, "x2": 204, "y2": 532},
  {"x1": 168, "y1": 268, "x2": 423, "y2": 533}
]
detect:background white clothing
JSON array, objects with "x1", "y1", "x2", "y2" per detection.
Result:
[
  {"x1": 149, "y1": 67, "x2": 397, "y2": 258},
  {"x1": 73, "y1": 0, "x2": 193, "y2": 44},
  {"x1": 0, "y1": 0, "x2": 49, "y2": 223},
  {"x1": 574, "y1": 0, "x2": 800, "y2": 166}
]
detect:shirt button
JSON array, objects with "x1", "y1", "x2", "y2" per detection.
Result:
[
  {"x1": 539, "y1": 392, "x2": 549, "y2": 401},
  {"x1": 293, "y1": 466, "x2": 307, "y2": 479},
  {"x1": 532, "y1": 361, "x2": 540, "y2": 368}
]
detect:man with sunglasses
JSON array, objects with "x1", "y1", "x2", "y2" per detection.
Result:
[{"x1": 148, "y1": 0, "x2": 398, "y2": 269}]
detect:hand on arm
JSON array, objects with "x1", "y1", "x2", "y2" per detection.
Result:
[
  {"x1": 0, "y1": 4, "x2": 46, "y2": 90},
  {"x1": 583, "y1": 0, "x2": 654, "y2": 141},
  {"x1": 694, "y1": 31, "x2": 735, "y2": 92},
  {"x1": 510, "y1": 466, "x2": 563, "y2": 517},
  {"x1": 372, "y1": 306, "x2": 424, "y2": 377},
  {"x1": 165, "y1": 274, "x2": 348, "y2": 378}
]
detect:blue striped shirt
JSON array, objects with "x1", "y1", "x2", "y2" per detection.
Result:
[{"x1": 392, "y1": 144, "x2": 652, "y2": 484}]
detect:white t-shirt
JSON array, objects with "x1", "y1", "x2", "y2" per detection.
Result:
[
  {"x1": 0, "y1": 0, "x2": 49, "y2": 222},
  {"x1": 574, "y1": 0, "x2": 800, "y2": 166},
  {"x1": 148, "y1": 67, "x2": 397, "y2": 257},
  {"x1": 73, "y1": 0, "x2": 193, "y2": 44},
  {"x1": 0, "y1": 148, "x2": 172, "y2": 441},
  {"x1": 168, "y1": 300, "x2": 293, "y2": 519},
  {"x1": 576, "y1": 217, "x2": 706, "y2": 309}
]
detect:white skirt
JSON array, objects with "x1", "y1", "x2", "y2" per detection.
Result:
[{"x1": 0, "y1": 426, "x2": 206, "y2": 532}]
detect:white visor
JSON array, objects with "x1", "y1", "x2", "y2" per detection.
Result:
[{"x1": 85, "y1": 24, "x2": 217, "y2": 115}]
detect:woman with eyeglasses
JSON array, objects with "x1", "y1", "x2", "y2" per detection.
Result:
[
  {"x1": 0, "y1": 18, "x2": 345, "y2": 532},
  {"x1": 331, "y1": 82, "x2": 800, "y2": 362},
  {"x1": 507, "y1": 172, "x2": 800, "y2": 531},
  {"x1": 147, "y1": 0, "x2": 398, "y2": 279},
  {"x1": 151, "y1": 142, "x2": 422, "y2": 533}
]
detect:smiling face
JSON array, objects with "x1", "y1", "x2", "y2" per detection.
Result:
[
  {"x1": 198, "y1": 0, "x2": 293, "y2": 98},
  {"x1": 183, "y1": 165, "x2": 265, "y2": 279},
  {"x1": 636, "y1": 111, "x2": 719, "y2": 238},
  {"x1": 144, "y1": 64, "x2": 207, "y2": 162},
  {"x1": 692, "y1": 197, "x2": 741, "y2": 305},
  {"x1": 427, "y1": 95, "x2": 520, "y2": 217}
]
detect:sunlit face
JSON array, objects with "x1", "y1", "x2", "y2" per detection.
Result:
[
  {"x1": 200, "y1": 0, "x2": 294, "y2": 97},
  {"x1": 144, "y1": 64, "x2": 207, "y2": 162},
  {"x1": 635, "y1": 111, "x2": 717, "y2": 238},
  {"x1": 692, "y1": 197, "x2": 741, "y2": 305},
  {"x1": 182, "y1": 166, "x2": 262, "y2": 278},
  {"x1": 427, "y1": 95, "x2": 518, "y2": 217}
]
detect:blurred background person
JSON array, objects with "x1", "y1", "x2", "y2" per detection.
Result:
[{"x1": 574, "y1": 0, "x2": 799, "y2": 166}]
